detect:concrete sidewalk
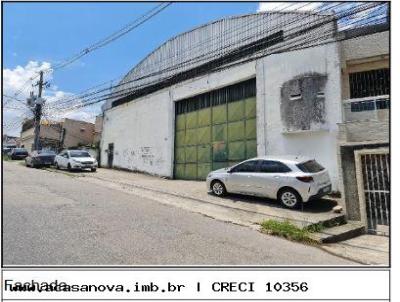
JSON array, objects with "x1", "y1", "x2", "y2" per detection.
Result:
[
  {"x1": 321, "y1": 235, "x2": 389, "y2": 265},
  {"x1": 44, "y1": 165, "x2": 389, "y2": 265},
  {"x1": 76, "y1": 167, "x2": 344, "y2": 228}
]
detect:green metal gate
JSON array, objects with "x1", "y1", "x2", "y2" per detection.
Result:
[{"x1": 174, "y1": 79, "x2": 257, "y2": 180}]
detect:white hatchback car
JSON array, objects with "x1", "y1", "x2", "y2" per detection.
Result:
[
  {"x1": 54, "y1": 150, "x2": 98, "y2": 172},
  {"x1": 206, "y1": 156, "x2": 331, "y2": 209}
]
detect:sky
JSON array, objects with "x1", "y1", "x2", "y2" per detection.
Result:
[
  {"x1": 3, "y1": 2, "x2": 260, "y2": 136},
  {"x1": 2, "y1": 2, "x2": 387, "y2": 136}
]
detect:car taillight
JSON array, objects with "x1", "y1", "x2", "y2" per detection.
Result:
[{"x1": 296, "y1": 176, "x2": 314, "y2": 183}]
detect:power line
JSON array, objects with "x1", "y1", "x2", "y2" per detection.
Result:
[
  {"x1": 42, "y1": 2, "x2": 172, "y2": 73},
  {"x1": 46, "y1": 2, "x2": 342, "y2": 109},
  {"x1": 49, "y1": 13, "x2": 388, "y2": 114},
  {"x1": 38, "y1": 2, "x2": 329, "y2": 107},
  {"x1": 46, "y1": 2, "x2": 385, "y2": 112},
  {"x1": 4, "y1": 2, "x2": 172, "y2": 108},
  {"x1": 9, "y1": 1, "x2": 386, "y2": 124}
]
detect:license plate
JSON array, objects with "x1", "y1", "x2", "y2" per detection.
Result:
[{"x1": 45, "y1": 162, "x2": 51, "y2": 165}]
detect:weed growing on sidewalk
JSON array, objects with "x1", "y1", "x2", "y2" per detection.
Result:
[{"x1": 260, "y1": 219, "x2": 320, "y2": 244}]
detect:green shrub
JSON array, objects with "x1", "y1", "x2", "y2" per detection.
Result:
[{"x1": 260, "y1": 220, "x2": 319, "y2": 244}]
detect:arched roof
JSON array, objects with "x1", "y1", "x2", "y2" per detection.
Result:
[{"x1": 106, "y1": 11, "x2": 334, "y2": 109}]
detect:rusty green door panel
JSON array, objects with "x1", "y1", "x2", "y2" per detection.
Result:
[
  {"x1": 186, "y1": 111, "x2": 198, "y2": 129},
  {"x1": 197, "y1": 145, "x2": 211, "y2": 163},
  {"x1": 212, "y1": 141, "x2": 227, "y2": 162},
  {"x1": 197, "y1": 126, "x2": 211, "y2": 145},
  {"x1": 185, "y1": 146, "x2": 197, "y2": 163},
  {"x1": 212, "y1": 124, "x2": 227, "y2": 142},
  {"x1": 245, "y1": 97, "x2": 257, "y2": 118},
  {"x1": 228, "y1": 121, "x2": 245, "y2": 142},
  {"x1": 246, "y1": 140, "x2": 257, "y2": 158},
  {"x1": 175, "y1": 147, "x2": 186, "y2": 163},
  {"x1": 198, "y1": 108, "x2": 211, "y2": 126},
  {"x1": 197, "y1": 163, "x2": 211, "y2": 179},
  {"x1": 176, "y1": 130, "x2": 186, "y2": 147},
  {"x1": 212, "y1": 104, "x2": 227, "y2": 124},
  {"x1": 185, "y1": 129, "x2": 197, "y2": 146},
  {"x1": 176, "y1": 114, "x2": 186, "y2": 131},
  {"x1": 175, "y1": 164, "x2": 185, "y2": 179},
  {"x1": 174, "y1": 79, "x2": 256, "y2": 180},
  {"x1": 245, "y1": 118, "x2": 257, "y2": 139},
  {"x1": 228, "y1": 141, "x2": 246, "y2": 161},
  {"x1": 213, "y1": 161, "x2": 229, "y2": 170},
  {"x1": 228, "y1": 100, "x2": 245, "y2": 122},
  {"x1": 185, "y1": 164, "x2": 197, "y2": 180}
]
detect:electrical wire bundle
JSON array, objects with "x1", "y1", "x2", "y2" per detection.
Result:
[{"x1": 3, "y1": 2, "x2": 388, "y2": 133}]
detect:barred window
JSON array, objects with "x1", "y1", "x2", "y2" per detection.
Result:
[
  {"x1": 175, "y1": 78, "x2": 256, "y2": 115},
  {"x1": 349, "y1": 68, "x2": 390, "y2": 98}
]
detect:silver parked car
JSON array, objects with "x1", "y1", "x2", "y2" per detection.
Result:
[
  {"x1": 54, "y1": 150, "x2": 98, "y2": 172},
  {"x1": 206, "y1": 156, "x2": 331, "y2": 209}
]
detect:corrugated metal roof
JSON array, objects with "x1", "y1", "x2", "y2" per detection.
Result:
[{"x1": 105, "y1": 11, "x2": 335, "y2": 110}]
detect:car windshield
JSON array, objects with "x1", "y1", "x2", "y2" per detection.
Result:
[
  {"x1": 69, "y1": 151, "x2": 91, "y2": 158},
  {"x1": 38, "y1": 150, "x2": 56, "y2": 155},
  {"x1": 297, "y1": 160, "x2": 325, "y2": 173},
  {"x1": 14, "y1": 148, "x2": 28, "y2": 154}
]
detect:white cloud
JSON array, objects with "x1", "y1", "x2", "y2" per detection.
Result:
[
  {"x1": 3, "y1": 61, "x2": 51, "y2": 99},
  {"x1": 2, "y1": 61, "x2": 100, "y2": 137},
  {"x1": 258, "y1": 2, "x2": 321, "y2": 13}
]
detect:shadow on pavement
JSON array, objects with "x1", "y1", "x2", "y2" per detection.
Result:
[{"x1": 209, "y1": 192, "x2": 338, "y2": 213}]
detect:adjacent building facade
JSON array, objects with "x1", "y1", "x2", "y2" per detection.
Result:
[
  {"x1": 337, "y1": 25, "x2": 389, "y2": 236},
  {"x1": 20, "y1": 119, "x2": 62, "y2": 151},
  {"x1": 2, "y1": 134, "x2": 20, "y2": 147},
  {"x1": 100, "y1": 12, "x2": 389, "y2": 235},
  {"x1": 20, "y1": 118, "x2": 95, "y2": 152}
]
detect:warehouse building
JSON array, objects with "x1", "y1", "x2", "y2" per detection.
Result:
[
  {"x1": 100, "y1": 11, "x2": 340, "y2": 181},
  {"x1": 100, "y1": 11, "x2": 389, "y2": 234}
]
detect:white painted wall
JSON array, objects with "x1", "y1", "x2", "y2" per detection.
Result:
[
  {"x1": 101, "y1": 42, "x2": 344, "y2": 191},
  {"x1": 257, "y1": 43, "x2": 343, "y2": 190},
  {"x1": 101, "y1": 61, "x2": 256, "y2": 177},
  {"x1": 100, "y1": 89, "x2": 174, "y2": 177},
  {"x1": 341, "y1": 31, "x2": 389, "y2": 61}
]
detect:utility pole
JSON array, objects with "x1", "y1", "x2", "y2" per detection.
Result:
[{"x1": 32, "y1": 71, "x2": 47, "y2": 151}]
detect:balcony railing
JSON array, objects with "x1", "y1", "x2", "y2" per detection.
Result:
[{"x1": 343, "y1": 95, "x2": 390, "y2": 122}]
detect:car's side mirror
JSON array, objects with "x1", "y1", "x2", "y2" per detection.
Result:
[{"x1": 227, "y1": 169, "x2": 233, "y2": 173}]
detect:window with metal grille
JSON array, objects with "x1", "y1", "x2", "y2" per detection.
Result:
[
  {"x1": 175, "y1": 78, "x2": 256, "y2": 115},
  {"x1": 349, "y1": 68, "x2": 389, "y2": 98},
  {"x1": 350, "y1": 98, "x2": 390, "y2": 112}
]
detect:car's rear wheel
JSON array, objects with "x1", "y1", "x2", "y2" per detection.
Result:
[
  {"x1": 91, "y1": 168, "x2": 96, "y2": 172},
  {"x1": 211, "y1": 180, "x2": 226, "y2": 197},
  {"x1": 55, "y1": 162, "x2": 60, "y2": 170},
  {"x1": 278, "y1": 188, "x2": 302, "y2": 209},
  {"x1": 67, "y1": 163, "x2": 72, "y2": 171}
]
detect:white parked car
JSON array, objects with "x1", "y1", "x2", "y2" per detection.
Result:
[
  {"x1": 54, "y1": 150, "x2": 98, "y2": 172},
  {"x1": 206, "y1": 156, "x2": 331, "y2": 209}
]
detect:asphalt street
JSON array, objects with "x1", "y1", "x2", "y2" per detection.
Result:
[{"x1": 3, "y1": 161, "x2": 355, "y2": 265}]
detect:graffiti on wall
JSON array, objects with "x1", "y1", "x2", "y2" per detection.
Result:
[{"x1": 119, "y1": 146, "x2": 165, "y2": 171}]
